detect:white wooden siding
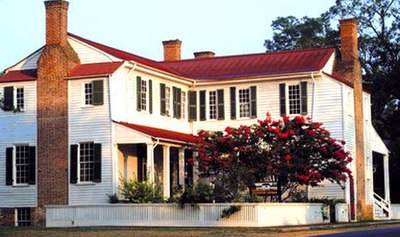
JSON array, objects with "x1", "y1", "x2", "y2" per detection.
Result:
[
  {"x1": 0, "y1": 81, "x2": 37, "y2": 207},
  {"x1": 68, "y1": 77, "x2": 113, "y2": 205},
  {"x1": 68, "y1": 37, "x2": 121, "y2": 64},
  {"x1": 109, "y1": 69, "x2": 192, "y2": 134}
]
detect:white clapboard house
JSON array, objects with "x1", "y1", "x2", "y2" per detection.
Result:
[{"x1": 0, "y1": 0, "x2": 390, "y2": 226}]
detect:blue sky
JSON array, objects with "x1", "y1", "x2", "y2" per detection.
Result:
[{"x1": 0, "y1": 0, "x2": 335, "y2": 71}]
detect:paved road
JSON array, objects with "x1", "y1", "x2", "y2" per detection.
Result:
[{"x1": 313, "y1": 226, "x2": 400, "y2": 237}]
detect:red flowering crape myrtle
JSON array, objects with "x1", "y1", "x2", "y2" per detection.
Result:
[{"x1": 196, "y1": 113, "x2": 352, "y2": 194}]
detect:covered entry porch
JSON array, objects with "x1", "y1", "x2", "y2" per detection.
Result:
[{"x1": 113, "y1": 122, "x2": 197, "y2": 198}]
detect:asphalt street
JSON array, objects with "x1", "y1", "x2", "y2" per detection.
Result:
[{"x1": 313, "y1": 226, "x2": 400, "y2": 237}]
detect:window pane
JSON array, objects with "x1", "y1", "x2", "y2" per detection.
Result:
[
  {"x1": 17, "y1": 208, "x2": 31, "y2": 226},
  {"x1": 239, "y1": 89, "x2": 250, "y2": 118},
  {"x1": 141, "y1": 80, "x2": 147, "y2": 110},
  {"x1": 165, "y1": 87, "x2": 170, "y2": 115},
  {"x1": 16, "y1": 88, "x2": 24, "y2": 110},
  {"x1": 85, "y1": 83, "x2": 93, "y2": 105},
  {"x1": 181, "y1": 91, "x2": 186, "y2": 119},
  {"x1": 209, "y1": 91, "x2": 217, "y2": 119},
  {"x1": 15, "y1": 145, "x2": 29, "y2": 184},
  {"x1": 288, "y1": 85, "x2": 301, "y2": 114},
  {"x1": 80, "y1": 142, "x2": 94, "y2": 182}
]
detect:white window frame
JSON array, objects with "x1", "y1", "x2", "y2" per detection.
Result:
[
  {"x1": 78, "y1": 142, "x2": 95, "y2": 183},
  {"x1": 181, "y1": 91, "x2": 186, "y2": 119},
  {"x1": 83, "y1": 81, "x2": 94, "y2": 106},
  {"x1": 12, "y1": 144, "x2": 30, "y2": 186},
  {"x1": 238, "y1": 87, "x2": 251, "y2": 118},
  {"x1": 209, "y1": 91, "x2": 217, "y2": 120},
  {"x1": 287, "y1": 83, "x2": 301, "y2": 115},
  {"x1": 15, "y1": 208, "x2": 31, "y2": 227},
  {"x1": 15, "y1": 86, "x2": 24, "y2": 111},
  {"x1": 140, "y1": 80, "x2": 147, "y2": 111}
]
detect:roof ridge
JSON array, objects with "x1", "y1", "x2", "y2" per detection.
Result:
[{"x1": 161, "y1": 47, "x2": 337, "y2": 64}]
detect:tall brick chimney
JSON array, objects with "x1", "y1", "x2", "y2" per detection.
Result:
[
  {"x1": 337, "y1": 19, "x2": 372, "y2": 221},
  {"x1": 194, "y1": 51, "x2": 215, "y2": 59},
  {"x1": 35, "y1": 0, "x2": 80, "y2": 225},
  {"x1": 162, "y1": 39, "x2": 182, "y2": 61}
]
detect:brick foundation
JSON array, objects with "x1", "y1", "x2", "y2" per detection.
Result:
[{"x1": 0, "y1": 208, "x2": 15, "y2": 226}]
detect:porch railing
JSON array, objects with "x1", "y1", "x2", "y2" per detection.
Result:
[{"x1": 373, "y1": 192, "x2": 390, "y2": 219}]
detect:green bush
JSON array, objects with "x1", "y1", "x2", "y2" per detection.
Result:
[
  {"x1": 177, "y1": 179, "x2": 213, "y2": 208},
  {"x1": 119, "y1": 177, "x2": 164, "y2": 203}
]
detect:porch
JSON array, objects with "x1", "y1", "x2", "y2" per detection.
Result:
[{"x1": 113, "y1": 121, "x2": 197, "y2": 198}]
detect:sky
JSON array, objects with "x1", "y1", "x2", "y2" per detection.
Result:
[{"x1": 0, "y1": 0, "x2": 336, "y2": 71}]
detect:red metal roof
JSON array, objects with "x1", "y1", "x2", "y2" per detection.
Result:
[
  {"x1": 67, "y1": 61, "x2": 123, "y2": 78},
  {"x1": 117, "y1": 121, "x2": 198, "y2": 144},
  {"x1": 161, "y1": 48, "x2": 336, "y2": 80},
  {"x1": 0, "y1": 70, "x2": 37, "y2": 82},
  {"x1": 68, "y1": 33, "x2": 180, "y2": 76}
]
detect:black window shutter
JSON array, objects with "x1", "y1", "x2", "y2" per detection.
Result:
[
  {"x1": 160, "y1": 83, "x2": 166, "y2": 115},
  {"x1": 217, "y1": 89, "x2": 225, "y2": 120},
  {"x1": 93, "y1": 143, "x2": 102, "y2": 183},
  {"x1": 199, "y1": 90, "x2": 206, "y2": 121},
  {"x1": 92, "y1": 80, "x2": 104, "y2": 105},
  {"x1": 230, "y1": 87, "x2": 236, "y2": 120},
  {"x1": 177, "y1": 88, "x2": 182, "y2": 119},
  {"x1": 70, "y1": 145, "x2": 78, "y2": 184},
  {"x1": 188, "y1": 91, "x2": 197, "y2": 121},
  {"x1": 279, "y1": 83, "x2": 286, "y2": 116},
  {"x1": 3, "y1": 86, "x2": 14, "y2": 111},
  {"x1": 149, "y1": 80, "x2": 153, "y2": 114},
  {"x1": 300, "y1": 81, "x2": 308, "y2": 115},
  {"x1": 172, "y1": 87, "x2": 177, "y2": 118},
  {"x1": 6, "y1": 147, "x2": 13, "y2": 186},
  {"x1": 28, "y1": 146, "x2": 36, "y2": 185},
  {"x1": 136, "y1": 76, "x2": 142, "y2": 111},
  {"x1": 250, "y1": 86, "x2": 257, "y2": 118}
]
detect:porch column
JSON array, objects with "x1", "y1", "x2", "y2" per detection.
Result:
[
  {"x1": 146, "y1": 143, "x2": 155, "y2": 183},
  {"x1": 163, "y1": 145, "x2": 171, "y2": 198},
  {"x1": 383, "y1": 154, "x2": 390, "y2": 202},
  {"x1": 179, "y1": 148, "x2": 185, "y2": 188},
  {"x1": 193, "y1": 151, "x2": 199, "y2": 183}
]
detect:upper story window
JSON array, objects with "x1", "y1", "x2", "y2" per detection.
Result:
[
  {"x1": 229, "y1": 86, "x2": 256, "y2": 119},
  {"x1": 1, "y1": 86, "x2": 24, "y2": 112},
  {"x1": 84, "y1": 80, "x2": 104, "y2": 106},
  {"x1": 70, "y1": 142, "x2": 102, "y2": 184},
  {"x1": 137, "y1": 76, "x2": 153, "y2": 114},
  {"x1": 209, "y1": 91, "x2": 217, "y2": 119},
  {"x1": 5, "y1": 145, "x2": 36, "y2": 186},
  {"x1": 181, "y1": 91, "x2": 186, "y2": 119},
  {"x1": 160, "y1": 83, "x2": 183, "y2": 119},
  {"x1": 279, "y1": 82, "x2": 307, "y2": 116},
  {"x1": 208, "y1": 90, "x2": 224, "y2": 120}
]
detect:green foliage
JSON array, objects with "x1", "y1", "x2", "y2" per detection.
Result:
[
  {"x1": 176, "y1": 179, "x2": 214, "y2": 208},
  {"x1": 107, "y1": 193, "x2": 119, "y2": 204},
  {"x1": 119, "y1": 177, "x2": 164, "y2": 203},
  {"x1": 219, "y1": 205, "x2": 242, "y2": 220}
]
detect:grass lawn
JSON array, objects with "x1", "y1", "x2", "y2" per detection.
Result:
[{"x1": 1, "y1": 223, "x2": 400, "y2": 237}]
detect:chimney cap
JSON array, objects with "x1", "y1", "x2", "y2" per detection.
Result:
[
  {"x1": 194, "y1": 51, "x2": 215, "y2": 59},
  {"x1": 162, "y1": 39, "x2": 182, "y2": 46}
]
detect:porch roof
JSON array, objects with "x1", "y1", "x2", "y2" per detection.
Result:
[{"x1": 116, "y1": 121, "x2": 198, "y2": 144}]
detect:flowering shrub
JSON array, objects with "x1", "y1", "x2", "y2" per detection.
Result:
[{"x1": 196, "y1": 113, "x2": 352, "y2": 201}]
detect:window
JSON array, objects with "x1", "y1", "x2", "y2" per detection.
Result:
[
  {"x1": 16, "y1": 208, "x2": 31, "y2": 226},
  {"x1": 137, "y1": 77, "x2": 152, "y2": 113},
  {"x1": 279, "y1": 82, "x2": 307, "y2": 116},
  {"x1": 166, "y1": 86, "x2": 171, "y2": 116},
  {"x1": 79, "y1": 142, "x2": 94, "y2": 182},
  {"x1": 209, "y1": 91, "x2": 217, "y2": 119},
  {"x1": 1, "y1": 86, "x2": 24, "y2": 112},
  {"x1": 181, "y1": 91, "x2": 186, "y2": 119},
  {"x1": 239, "y1": 89, "x2": 250, "y2": 118},
  {"x1": 230, "y1": 86, "x2": 255, "y2": 119},
  {"x1": 70, "y1": 143, "x2": 102, "y2": 183},
  {"x1": 84, "y1": 80, "x2": 104, "y2": 106},
  {"x1": 288, "y1": 84, "x2": 301, "y2": 114},
  {"x1": 141, "y1": 80, "x2": 147, "y2": 111},
  {"x1": 5, "y1": 145, "x2": 36, "y2": 186}
]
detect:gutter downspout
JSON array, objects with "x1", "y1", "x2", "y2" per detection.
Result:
[{"x1": 311, "y1": 72, "x2": 317, "y2": 120}]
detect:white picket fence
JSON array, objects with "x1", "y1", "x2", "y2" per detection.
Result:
[{"x1": 46, "y1": 203, "x2": 329, "y2": 227}]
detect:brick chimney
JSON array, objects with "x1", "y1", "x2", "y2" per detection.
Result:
[
  {"x1": 194, "y1": 51, "x2": 215, "y2": 59},
  {"x1": 162, "y1": 39, "x2": 182, "y2": 61},
  {"x1": 35, "y1": 0, "x2": 80, "y2": 225},
  {"x1": 337, "y1": 19, "x2": 372, "y2": 221}
]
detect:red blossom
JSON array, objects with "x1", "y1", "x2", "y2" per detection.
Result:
[
  {"x1": 284, "y1": 154, "x2": 292, "y2": 161},
  {"x1": 278, "y1": 132, "x2": 288, "y2": 139}
]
